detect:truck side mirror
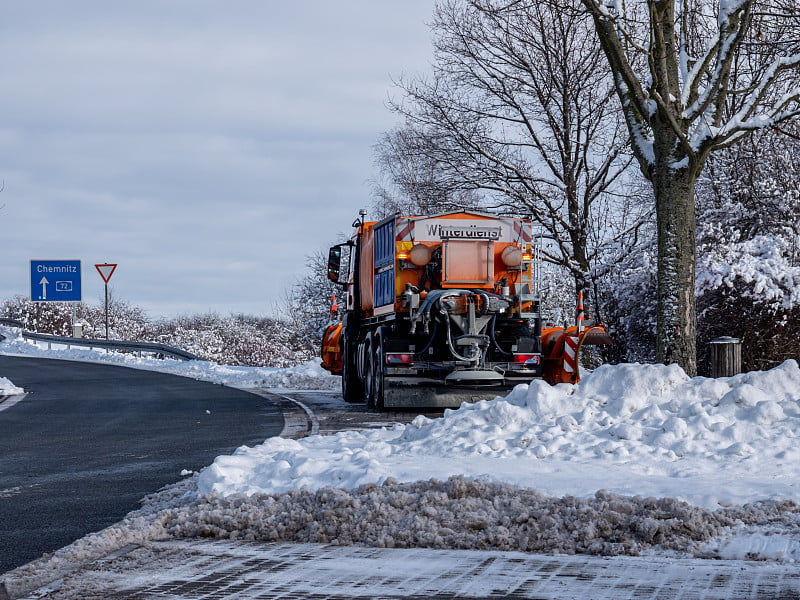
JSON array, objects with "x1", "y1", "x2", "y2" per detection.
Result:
[{"x1": 327, "y1": 245, "x2": 342, "y2": 283}]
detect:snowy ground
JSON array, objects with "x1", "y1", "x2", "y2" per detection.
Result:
[{"x1": 2, "y1": 325, "x2": 800, "y2": 594}]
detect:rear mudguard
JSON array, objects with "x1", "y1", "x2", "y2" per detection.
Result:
[{"x1": 320, "y1": 323, "x2": 343, "y2": 374}]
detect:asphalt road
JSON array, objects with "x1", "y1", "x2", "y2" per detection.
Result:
[{"x1": 0, "y1": 355, "x2": 284, "y2": 575}]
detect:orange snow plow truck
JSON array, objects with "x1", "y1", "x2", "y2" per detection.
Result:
[{"x1": 321, "y1": 210, "x2": 611, "y2": 409}]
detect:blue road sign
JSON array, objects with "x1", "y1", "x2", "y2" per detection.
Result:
[{"x1": 30, "y1": 260, "x2": 82, "y2": 302}]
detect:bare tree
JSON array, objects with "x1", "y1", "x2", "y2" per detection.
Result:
[
  {"x1": 579, "y1": 0, "x2": 800, "y2": 374},
  {"x1": 280, "y1": 251, "x2": 342, "y2": 357},
  {"x1": 389, "y1": 0, "x2": 644, "y2": 297},
  {"x1": 371, "y1": 125, "x2": 483, "y2": 219}
]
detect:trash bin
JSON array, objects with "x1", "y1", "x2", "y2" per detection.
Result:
[
  {"x1": 709, "y1": 336, "x2": 742, "y2": 377},
  {"x1": 72, "y1": 323, "x2": 83, "y2": 338}
]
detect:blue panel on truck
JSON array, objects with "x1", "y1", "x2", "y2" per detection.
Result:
[
  {"x1": 373, "y1": 219, "x2": 396, "y2": 309},
  {"x1": 374, "y1": 220, "x2": 395, "y2": 268},
  {"x1": 374, "y1": 268, "x2": 395, "y2": 308}
]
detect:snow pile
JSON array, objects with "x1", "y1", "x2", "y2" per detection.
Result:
[
  {"x1": 197, "y1": 360, "x2": 800, "y2": 509},
  {"x1": 0, "y1": 375, "x2": 23, "y2": 395},
  {"x1": 403, "y1": 360, "x2": 800, "y2": 464},
  {"x1": 164, "y1": 477, "x2": 800, "y2": 558}
]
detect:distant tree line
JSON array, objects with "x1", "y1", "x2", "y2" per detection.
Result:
[{"x1": 0, "y1": 294, "x2": 321, "y2": 368}]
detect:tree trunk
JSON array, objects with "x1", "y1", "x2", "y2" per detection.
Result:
[
  {"x1": 569, "y1": 230, "x2": 590, "y2": 304},
  {"x1": 652, "y1": 164, "x2": 697, "y2": 375}
]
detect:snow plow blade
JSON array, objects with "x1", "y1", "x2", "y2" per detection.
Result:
[{"x1": 581, "y1": 327, "x2": 613, "y2": 346}]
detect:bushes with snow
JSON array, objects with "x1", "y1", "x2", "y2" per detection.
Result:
[
  {"x1": 695, "y1": 128, "x2": 800, "y2": 374},
  {"x1": 1, "y1": 295, "x2": 314, "y2": 368}
]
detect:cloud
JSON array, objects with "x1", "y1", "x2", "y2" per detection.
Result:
[{"x1": 0, "y1": 1, "x2": 434, "y2": 319}]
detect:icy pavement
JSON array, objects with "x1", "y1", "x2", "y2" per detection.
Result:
[{"x1": 10, "y1": 540, "x2": 800, "y2": 600}]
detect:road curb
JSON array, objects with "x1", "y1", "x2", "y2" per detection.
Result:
[{"x1": 245, "y1": 388, "x2": 318, "y2": 439}]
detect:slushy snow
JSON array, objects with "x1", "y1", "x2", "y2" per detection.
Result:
[
  {"x1": 2, "y1": 325, "x2": 800, "y2": 570},
  {"x1": 0, "y1": 375, "x2": 23, "y2": 395}
]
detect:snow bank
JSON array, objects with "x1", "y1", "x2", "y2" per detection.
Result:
[
  {"x1": 403, "y1": 360, "x2": 800, "y2": 464},
  {"x1": 0, "y1": 325, "x2": 338, "y2": 391},
  {"x1": 198, "y1": 360, "x2": 800, "y2": 509}
]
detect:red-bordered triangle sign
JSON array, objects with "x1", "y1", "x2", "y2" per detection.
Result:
[{"x1": 95, "y1": 263, "x2": 117, "y2": 283}]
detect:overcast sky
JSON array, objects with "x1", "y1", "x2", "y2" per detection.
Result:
[{"x1": 0, "y1": 1, "x2": 434, "y2": 319}]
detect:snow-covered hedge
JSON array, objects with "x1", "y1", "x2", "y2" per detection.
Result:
[
  {"x1": 698, "y1": 233, "x2": 800, "y2": 311},
  {"x1": 1, "y1": 295, "x2": 316, "y2": 368}
]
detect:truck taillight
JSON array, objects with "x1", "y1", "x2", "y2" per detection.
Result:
[
  {"x1": 513, "y1": 354, "x2": 541, "y2": 365},
  {"x1": 386, "y1": 353, "x2": 415, "y2": 365}
]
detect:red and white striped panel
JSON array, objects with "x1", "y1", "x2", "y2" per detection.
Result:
[
  {"x1": 563, "y1": 336, "x2": 579, "y2": 373},
  {"x1": 512, "y1": 219, "x2": 532, "y2": 243},
  {"x1": 396, "y1": 219, "x2": 415, "y2": 242}
]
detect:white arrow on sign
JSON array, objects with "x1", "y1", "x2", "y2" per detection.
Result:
[{"x1": 39, "y1": 276, "x2": 49, "y2": 300}]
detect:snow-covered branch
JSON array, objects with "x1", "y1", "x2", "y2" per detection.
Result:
[{"x1": 714, "y1": 55, "x2": 800, "y2": 141}]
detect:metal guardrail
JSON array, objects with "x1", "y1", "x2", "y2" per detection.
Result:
[{"x1": 0, "y1": 318, "x2": 201, "y2": 361}]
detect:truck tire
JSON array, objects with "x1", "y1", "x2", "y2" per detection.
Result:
[
  {"x1": 368, "y1": 332, "x2": 385, "y2": 410},
  {"x1": 363, "y1": 336, "x2": 375, "y2": 407},
  {"x1": 341, "y1": 339, "x2": 364, "y2": 404}
]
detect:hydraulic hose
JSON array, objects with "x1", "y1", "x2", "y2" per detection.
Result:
[
  {"x1": 413, "y1": 320, "x2": 440, "y2": 358},
  {"x1": 488, "y1": 313, "x2": 513, "y2": 357},
  {"x1": 445, "y1": 318, "x2": 482, "y2": 364}
]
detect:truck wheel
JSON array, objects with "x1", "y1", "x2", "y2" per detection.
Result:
[
  {"x1": 363, "y1": 336, "x2": 375, "y2": 407},
  {"x1": 341, "y1": 340, "x2": 364, "y2": 404},
  {"x1": 369, "y1": 333, "x2": 385, "y2": 411}
]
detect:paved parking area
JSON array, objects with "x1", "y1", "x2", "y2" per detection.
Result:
[{"x1": 14, "y1": 540, "x2": 800, "y2": 600}]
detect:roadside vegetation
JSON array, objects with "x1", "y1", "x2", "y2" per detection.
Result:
[{"x1": 0, "y1": 294, "x2": 319, "y2": 368}]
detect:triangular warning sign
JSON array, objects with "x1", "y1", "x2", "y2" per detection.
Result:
[{"x1": 95, "y1": 263, "x2": 117, "y2": 283}]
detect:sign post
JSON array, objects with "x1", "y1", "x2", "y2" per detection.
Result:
[{"x1": 95, "y1": 263, "x2": 117, "y2": 340}]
